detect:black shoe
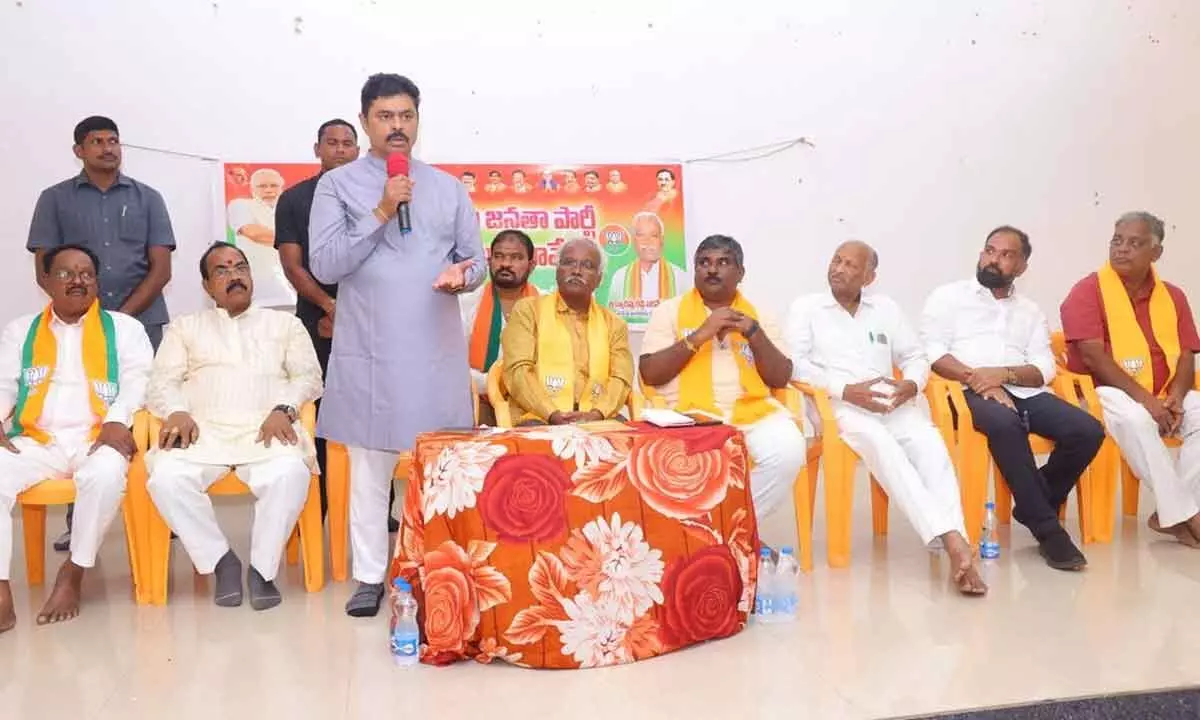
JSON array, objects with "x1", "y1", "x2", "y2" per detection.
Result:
[
  {"x1": 388, "y1": 516, "x2": 400, "y2": 533},
  {"x1": 1038, "y1": 531, "x2": 1087, "y2": 571},
  {"x1": 52, "y1": 530, "x2": 71, "y2": 553}
]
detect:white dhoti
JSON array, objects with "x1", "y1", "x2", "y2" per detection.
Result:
[
  {"x1": 0, "y1": 437, "x2": 128, "y2": 580},
  {"x1": 740, "y1": 410, "x2": 808, "y2": 523},
  {"x1": 1097, "y1": 387, "x2": 1200, "y2": 527},
  {"x1": 832, "y1": 401, "x2": 965, "y2": 546},
  {"x1": 347, "y1": 446, "x2": 400, "y2": 584},
  {"x1": 146, "y1": 453, "x2": 310, "y2": 580}
]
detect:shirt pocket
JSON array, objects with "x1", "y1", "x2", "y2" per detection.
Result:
[{"x1": 118, "y1": 202, "x2": 149, "y2": 243}]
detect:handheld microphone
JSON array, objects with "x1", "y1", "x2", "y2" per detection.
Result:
[{"x1": 386, "y1": 152, "x2": 412, "y2": 233}]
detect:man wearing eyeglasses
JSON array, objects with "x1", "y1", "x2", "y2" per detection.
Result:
[
  {"x1": 501, "y1": 238, "x2": 633, "y2": 425},
  {"x1": 144, "y1": 243, "x2": 322, "y2": 611},
  {"x1": 0, "y1": 245, "x2": 153, "y2": 633},
  {"x1": 26, "y1": 115, "x2": 177, "y2": 552}
]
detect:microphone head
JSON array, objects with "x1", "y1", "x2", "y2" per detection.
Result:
[{"x1": 387, "y1": 152, "x2": 410, "y2": 178}]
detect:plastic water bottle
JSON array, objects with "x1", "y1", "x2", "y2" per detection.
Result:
[
  {"x1": 755, "y1": 547, "x2": 776, "y2": 622},
  {"x1": 774, "y1": 546, "x2": 800, "y2": 621},
  {"x1": 980, "y1": 502, "x2": 1001, "y2": 560},
  {"x1": 389, "y1": 578, "x2": 420, "y2": 667}
]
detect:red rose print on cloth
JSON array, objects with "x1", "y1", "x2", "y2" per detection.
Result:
[
  {"x1": 626, "y1": 432, "x2": 731, "y2": 520},
  {"x1": 659, "y1": 545, "x2": 743, "y2": 648},
  {"x1": 422, "y1": 540, "x2": 513, "y2": 662},
  {"x1": 480, "y1": 455, "x2": 571, "y2": 543}
]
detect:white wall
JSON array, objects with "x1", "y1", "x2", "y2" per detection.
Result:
[{"x1": 1, "y1": 0, "x2": 1197, "y2": 327}]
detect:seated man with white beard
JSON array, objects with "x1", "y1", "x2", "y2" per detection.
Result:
[{"x1": 146, "y1": 242, "x2": 322, "y2": 610}]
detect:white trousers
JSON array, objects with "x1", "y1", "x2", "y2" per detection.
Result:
[
  {"x1": 146, "y1": 454, "x2": 310, "y2": 581},
  {"x1": 1097, "y1": 387, "x2": 1200, "y2": 527},
  {"x1": 833, "y1": 401, "x2": 966, "y2": 546},
  {"x1": 0, "y1": 437, "x2": 128, "y2": 581},
  {"x1": 740, "y1": 411, "x2": 808, "y2": 524},
  {"x1": 347, "y1": 446, "x2": 400, "y2": 584}
]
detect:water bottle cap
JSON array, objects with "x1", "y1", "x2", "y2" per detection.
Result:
[
  {"x1": 392, "y1": 578, "x2": 411, "y2": 592},
  {"x1": 759, "y1": 547, "x2": 772, "y2": 558},
  {"x1": 985, "y1": 502, "x2": 996, "y2": 510},
  {"x1": 780, "y1": 546, "x2": 795, "y2": 555}
]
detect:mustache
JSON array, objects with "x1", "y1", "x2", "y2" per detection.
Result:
[
  {"x1": 388, "y1": 131, "x2": 409, "y2": 143},
  {"x1": 226, "y1": 280, "x2": 247, "y2": 292}
]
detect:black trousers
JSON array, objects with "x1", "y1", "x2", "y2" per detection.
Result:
[{"x1": 963, "y1": 389, "x2": 1104, "y2": 540}]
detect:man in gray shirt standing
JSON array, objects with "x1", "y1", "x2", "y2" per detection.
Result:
[{"x1": 27, "y1": 115, "x2": 176, "y2": 550}]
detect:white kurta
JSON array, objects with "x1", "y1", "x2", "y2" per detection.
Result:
[
  {"x1": 608, "y1": 260, "x2": 686, "y2": 302},
  {"x1": 787, "y1": 291, "x2": 966, "y2": 545},
  {"x1": 145, "y1": 307, "x2": 323, "y2": 472},
  {"x1": 0, "y1": 309, "x2": 153, "y2": 578}
]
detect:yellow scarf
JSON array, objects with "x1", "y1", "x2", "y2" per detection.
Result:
[
  {"x1": 1097, "y1": 262, "x2": 1179, "y2": 395},
  {"x1": 8, "y1": 301, "x2": 119, "y2": 444},
  {"x1": 535, "y1": 293, "x2": 610, "y2": 414},
  {"x1": 675, "y1": 289, "x2": 776, "y2": 425}
]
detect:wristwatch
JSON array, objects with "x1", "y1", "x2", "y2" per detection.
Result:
[
  {"x1": 744, "y1": 320, "x2": 760, "y2": 339},
  {"x1": 273, "y1": 404, "x2": 298, "y2": 423},
  {"x1": 1005, "y1": 368, "x2": 1017, "y2": 385}
]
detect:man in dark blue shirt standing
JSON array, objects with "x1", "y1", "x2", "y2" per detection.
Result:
[{"x1": 27, "y1": 115, "x2": 176, "y2": 550}]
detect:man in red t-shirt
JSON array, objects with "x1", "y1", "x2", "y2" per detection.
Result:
[{"x1": 1060, "y1": 211, "x2": 1200, "y2": 547}]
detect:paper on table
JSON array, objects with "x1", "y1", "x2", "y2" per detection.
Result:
[{"x1": 641, "y1": 408, "x2": 698, "y2": 427}]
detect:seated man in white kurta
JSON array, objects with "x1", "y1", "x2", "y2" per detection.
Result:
[
  {"x1": 786, "y1": 241, "x2": 985, "y2": 596},
  {"x1": 146, "y1": 243, "x2": 322, "y2": 611},
  {"x1": 0, "y1": 245, "x2": 152, "y2": 633},
  {"x1": 638, "y1": 235, "x2": 806, "y2": 539}
]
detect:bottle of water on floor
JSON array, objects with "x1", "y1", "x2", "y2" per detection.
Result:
[
  {"x1": 390, "y1": 578, "x2": 420, "y2": 667},
  {"x1": 775, "y1": 547, "x2": 799, "y2": 622},
  {"x1": 980, "y1": 502, "x2": 1001, "y2": 561},
  {"x1": 755, "y1": 547, "x2": 775, "y2": 623}
]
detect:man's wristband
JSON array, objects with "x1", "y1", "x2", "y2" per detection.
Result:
[
  {"x1": 273, "y1": 404, "x2": 298, "y2": 423},
  {"x1": 373, "y1": 205, "x2": 392, "y2": 223},
  {"x1": 744, "y1": 320, "x2": 760, "y2": 339},
  {"x1": 682, "y1": 334, "x2": 698, "y2": 353}
]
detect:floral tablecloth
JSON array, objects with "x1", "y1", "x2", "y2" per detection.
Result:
[{"x1": 389, "y1": 421, "x2": 761, "y2": 669}]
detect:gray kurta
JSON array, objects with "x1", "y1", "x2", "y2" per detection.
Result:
[{"x1": 309, "y1": 154, "x2": 484, "y2": 451}]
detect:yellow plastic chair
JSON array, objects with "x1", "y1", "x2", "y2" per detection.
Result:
[
  {"x1": 487, "y1": 362, "x2": 642, "y2": 428},
  {"x1": 324, "y1": 382, "x2": 478, "y2": 582},
  {"x1": 1051, "y1": 331, "x2": 1200, "y2": 523},
  {"x1": 133, "y1": 404, "x2": 325, "y2": 604},
  {"x1": 15, "y1": 412, "x2": 150, "y2": 599}
]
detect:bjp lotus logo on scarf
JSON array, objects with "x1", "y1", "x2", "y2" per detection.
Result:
[
  {"x1": 92, "y1": 380, "x2": 119, "y2": 406},
  {"x1": 545, "y1": 375, "x2": 566, "y2": 395},
  {"x1": 738, "y1": 343, "x2": 755, "y2": 364},
  {"x1": 23, "y1": 366, "x2": 49, "y2": 388},
  {"x1": 1121, "y1": 358, "x2": 1145, "y2": 375}
]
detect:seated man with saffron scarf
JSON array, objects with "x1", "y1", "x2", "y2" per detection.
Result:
[
  {"x1": 639, "y1": 234, "x2": 806, "y2": 529},
  {"x1": 0, "y1": 245, "x2": 153, "y2": 632},
  {"x1": 460, "y1": 230, "x2": 540, "y2": 425},
  {"x1": 502, "y1": 238, "x2": 633, "y2": 425},
  {"x1": 1061, "y1": 211, "x2": 1200, "y2": 546}
]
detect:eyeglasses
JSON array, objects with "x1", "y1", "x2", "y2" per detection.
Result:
[
  {"x1": 211, "y1": 263, "x2": 251, "y2": 279},
  {"x1": 52, "y1": 269, "x2": 96, "y2": 283},
  {"x1": 559, "y1": 257, "x2": 599, "y2": 272}
]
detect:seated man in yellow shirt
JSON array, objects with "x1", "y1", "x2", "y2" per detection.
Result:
[
  {"x1": 639, "y1": 234, "x2": 806, "y2": 531},
  {"x1": 502, "y1": 238, "x2": 634, "y2": 424}
]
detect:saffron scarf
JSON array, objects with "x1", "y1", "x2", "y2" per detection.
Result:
[
  {"x1": 468, "y1": 282, "x2": 538, "y2": 372},
  {"x1": 535, "y1": 293, "x2": 610, "y2": 413},
  {"x1": 675, "y1": 289, "x2": 776, "y2": 426},
  {"x1": 8, "y1": 301, "x2": 119, "y2": 443},
  {"x1": 1097, "y1": 262, "x2": 1179, "y2": 395},
  {"x1": 625, "y1": 260, "x2": 675, "y2": 300}
]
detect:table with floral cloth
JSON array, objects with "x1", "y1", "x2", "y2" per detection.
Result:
[{"x1": 388, "y1": 421, "x2": 761, "y2": 669}]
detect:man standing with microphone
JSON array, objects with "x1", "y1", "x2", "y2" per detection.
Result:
[{"x1": 309, "y1": 74, "x2": 484, "y2": 617}]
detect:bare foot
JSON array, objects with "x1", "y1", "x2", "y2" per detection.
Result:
[
  {"x1": 1149, "y1": 513, "x2": 1200, "y2": 548},
  {"x1": 943, "y1": 531, "x2": 988, "y2": 596},
  {"x1": 36, "y1": 561, "x2": 84, "y2": 625},
  {"x1": 0, "y1": 581, "x2": 15, "y2": 634}
]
